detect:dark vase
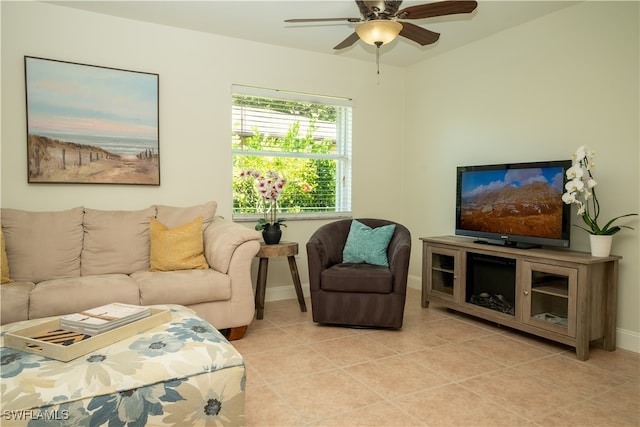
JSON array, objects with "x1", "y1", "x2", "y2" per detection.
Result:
[{"x1": 262, "y1": 224, "x2": 282, "y2": 245}]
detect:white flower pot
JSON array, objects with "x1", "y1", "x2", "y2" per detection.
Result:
[{"x1": 590, "y1": 234, "x2": 613, "y2": 257}]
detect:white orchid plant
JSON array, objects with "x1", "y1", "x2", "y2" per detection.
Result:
[
  {"x1": 238, "y1": 169, "x2": 287, "y2": 231},
  {"x1": 561, "y1": 145, "x2": 637, "y2": 235}
]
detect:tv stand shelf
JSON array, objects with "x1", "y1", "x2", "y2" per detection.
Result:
[{"x1": 421, "y1": 236, "x2": 621, "y2": 361}]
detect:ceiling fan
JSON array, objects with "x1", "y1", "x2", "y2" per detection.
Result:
[{"x1": 285, "y1": 0, "x2": 478, "y2": 50}]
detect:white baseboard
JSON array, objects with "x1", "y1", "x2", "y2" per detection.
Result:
[
  {"x1": 264, "y1": 282, "x2": 310, "y2": 302},
  {"x1": 265, "y1": 274, "x2": 639, "y2": 354},
  {"x1": 407, "y1": 274, "x2": 421, "y2": 291},
  {"x1": 616, "y1": 328, "x2": 640, "y2": 353}
]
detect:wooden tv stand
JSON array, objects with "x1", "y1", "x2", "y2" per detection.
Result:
[{"x1": 421, "y1": 236, "x2": 620, "y2": 361}]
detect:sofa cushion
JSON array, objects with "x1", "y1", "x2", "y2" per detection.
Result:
[
  {"x1": 132, "y1": 269, "x2": 231, "y2": 306},
  {"x1": 321, "y1": 263, "x2": 393, "y2": 293},
  {"x1": 1, "y1": 229, "x2": 13, "y2": 284},
  {"x1": 81, "y1": 207, "x2": 156, "y2": 276},
  {"x1": 0, "y1": 281, "x2": 34, "y2": 324},
  {"x1": 1, "y1": 207, "x2": 84, "y2": 283},
  {"x1": 29, "y1": 274, "x2": 140, "y2": 319},
  {"x1": 150, "y1": 216, "x2": 209, "y2": 271},
  {"x1": 155, "y1": 201, "x2": 217, "y2": 230}
]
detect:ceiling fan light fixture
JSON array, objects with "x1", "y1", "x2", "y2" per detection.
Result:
[{"x1": 355, "y1": 20, "x2": 402, "y2": 46}]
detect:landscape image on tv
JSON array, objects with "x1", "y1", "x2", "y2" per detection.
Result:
[{"x1": 459, "y1": 167, "x2": 565, "y2": 239}]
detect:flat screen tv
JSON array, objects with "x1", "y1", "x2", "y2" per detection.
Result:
[{"x1": 455, "y1": 160, "x2": 572, "y2": 248}]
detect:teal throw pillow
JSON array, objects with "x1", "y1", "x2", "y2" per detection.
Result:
[{"x1": 342, "y1": 220, "x2": 396, "y2": 267}]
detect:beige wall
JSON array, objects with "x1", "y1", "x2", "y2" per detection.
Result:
[
  {"x1": 0, "y1": 1, "x2": 406, "y2": 300},
  {"x1": 403, "y1": 1, "x2": 639, "y2": 350},
  {"x1": 2, "y1": 1, "x2": 638, "y2": 350}
]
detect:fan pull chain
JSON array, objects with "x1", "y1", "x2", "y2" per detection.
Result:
[{"x1": 375, "y1": 42, "x2": 382, "y2": 84}]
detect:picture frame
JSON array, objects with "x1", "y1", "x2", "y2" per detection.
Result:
[{"x1": 25, "y1": 56, "x2": 160, "y2": 185}]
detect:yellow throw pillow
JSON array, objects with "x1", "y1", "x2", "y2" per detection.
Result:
[
  {"x1": 1, "y1": 228, "x2": 13, "y2": 284},
  {"x1": 150, "y1": 216, "x2": 209, "y2": 272}
]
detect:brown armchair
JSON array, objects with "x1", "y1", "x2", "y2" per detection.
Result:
[{"x1": 306, "y1": 218, "x2": 411, "y2": 328}]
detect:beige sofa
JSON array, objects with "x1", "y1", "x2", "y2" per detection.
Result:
[{"x1": 0, "y1": 201, "x2": 261, "y2": 339}]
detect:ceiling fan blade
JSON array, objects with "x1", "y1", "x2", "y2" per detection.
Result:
[
  {"x1": 397, "y1": 1, "x2": 478, "y2": 20},
  {"x1": 334, "y1": 32, "x2": 361, "y2": 50},
  {"x1": 399, "y1": 22, "x2": 440, "y2": 46},
  {"x1": 285, "y1": 17, "x2": 361, "y2": 23}
]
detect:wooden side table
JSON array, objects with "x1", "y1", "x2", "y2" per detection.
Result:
[{"x1": 254, "y1": 241, "x2": 307, "y2": 320}]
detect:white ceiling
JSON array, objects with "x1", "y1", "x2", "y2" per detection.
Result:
[{"x1": 49, "y1": 1, "x2": 579, "y2": 67}]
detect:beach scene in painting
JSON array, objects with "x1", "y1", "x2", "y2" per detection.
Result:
[{"x1": 25, "y1": 57, "x2": 159, "y2": 185}]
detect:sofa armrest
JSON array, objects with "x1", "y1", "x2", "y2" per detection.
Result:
[{"x1": 204, "y1": 217, "x2": 261, "y2": 274}]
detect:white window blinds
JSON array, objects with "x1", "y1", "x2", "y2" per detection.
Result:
[{"x1": 232, "y1": 85, "x2": 352, "y2": 219}]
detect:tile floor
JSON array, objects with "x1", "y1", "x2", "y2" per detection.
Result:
[{"x1": 234, "y1": 288, "x2": 640, "y2": 426}]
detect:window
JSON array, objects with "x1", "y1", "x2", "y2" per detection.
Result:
[{"x1": 232, "y1": 85, "x2": 352, "y2": 220}]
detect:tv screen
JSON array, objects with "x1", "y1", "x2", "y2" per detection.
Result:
[{"x1": 455, "y1": 160, "x2": 572, "y2": 248}]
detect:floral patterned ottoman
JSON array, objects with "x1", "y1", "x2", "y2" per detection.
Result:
[{"x1": 0, "y1": 305, "x2": 245, "y2": 426}]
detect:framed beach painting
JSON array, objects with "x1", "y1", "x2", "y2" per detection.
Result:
[{"x1": 25, "y1": 56, "x2": 160, "y2": 185}]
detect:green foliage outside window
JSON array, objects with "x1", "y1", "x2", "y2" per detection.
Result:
[{"x1": 232, "y1": 119, "x2": 337, "y2": 215}]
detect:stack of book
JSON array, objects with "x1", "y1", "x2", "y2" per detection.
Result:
[{"x1": 60, "y1": 303, "x2": 151, "y2": 336}]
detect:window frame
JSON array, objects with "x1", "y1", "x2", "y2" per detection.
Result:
[{"x1": 231, "y1": 85, "x2": 352, "y2": 222}]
